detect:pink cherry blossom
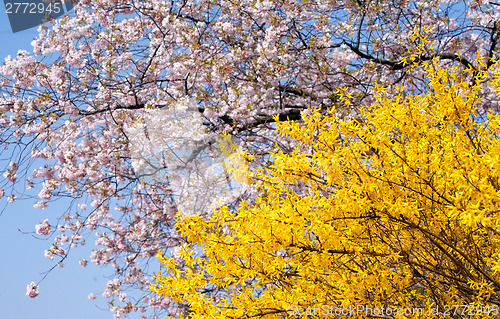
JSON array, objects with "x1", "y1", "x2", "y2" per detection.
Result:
[
  {"x1": 6, "y1": 195, "x2": 16, "y2": 203},
  {"x1": 26, "y1": 282, "x2": 39, "y2": 298},
  {"x1": 35, "y1": 219, "x2": 51, "y2": 236},
  {"x1": 79, "y1": 258, "x2": 88, "y2": 268},
  {"x1": 33, "y1": 201, "x2": 47, "y2": 209}
]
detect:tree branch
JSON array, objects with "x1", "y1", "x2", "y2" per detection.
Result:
[{"x1": 344, "y1": 42, "x2": 477, "y2": 72}]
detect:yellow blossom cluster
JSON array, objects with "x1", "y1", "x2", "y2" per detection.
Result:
[{"x1": 152, "y1": 54, "x2": 500, "y2": 318}]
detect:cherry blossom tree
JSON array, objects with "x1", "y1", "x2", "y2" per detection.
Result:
[{"x1": 0, "y1": 0, "x2": 499, "y2": 317}]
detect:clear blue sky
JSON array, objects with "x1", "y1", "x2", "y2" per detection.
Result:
[{"x1": 0, "y1": 12, "x2": 118, "y2": 319}]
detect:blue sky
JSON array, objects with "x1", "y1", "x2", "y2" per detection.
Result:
[{"x1": 0, "y1": 12, "x2": 116, "y2": 319}]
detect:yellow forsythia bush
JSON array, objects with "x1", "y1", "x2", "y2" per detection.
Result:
[{"x1": 152, "y1": 57, "x2": 500, "y2": 318}]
